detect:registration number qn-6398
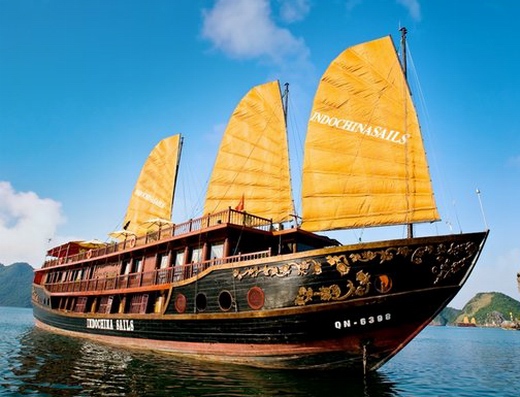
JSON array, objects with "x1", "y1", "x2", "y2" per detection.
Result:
[{"x1": 334, "y1": 313, "x2": 391, "y2": 329}]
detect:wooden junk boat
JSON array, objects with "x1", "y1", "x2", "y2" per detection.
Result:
[{"x1": 32, "y1": 32, "x2": 488, "y2": 372}]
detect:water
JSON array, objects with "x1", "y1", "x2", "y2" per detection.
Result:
[{"x1": 1, "y1": 307, "x2": 519, "y2": 396}]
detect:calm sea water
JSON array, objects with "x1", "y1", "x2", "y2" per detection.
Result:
[{"x1": 1, "y1": 307, "x2": 519, "y2": 397}]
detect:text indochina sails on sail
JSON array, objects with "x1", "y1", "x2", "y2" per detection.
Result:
[{"x1": 310, "y1": 111, "x2": 409, "y2": 145}]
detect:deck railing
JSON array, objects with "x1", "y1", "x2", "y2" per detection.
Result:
[
  {"x1": 43, "y1": 249, "x2": 271, "y2": 294},
  {"x1": 43, "y1": 208, "x2": 272, "y2": 269}
]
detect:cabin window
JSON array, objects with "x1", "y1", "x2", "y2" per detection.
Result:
[
  {"x1": 130, "y1": 294, "x2": 149, "y2": 314},
  {"x1": 156, "y1": 253, "x2": 169, "y2": 284},
  {"x1": 132, "y1": 258, "x2": 143, "y2": 273},
  {"x1": 174, "y1": 251, "x2": 185, "y2": 266},
  {"x1": 210, "y1": 243, "x2": 224, "y2": 261},
  {"x1": 99, "y1": 296, "x2": 114, "y2": 314},
  {"x1": 191, "y1": 247, "x2": 203, "y2": 264},
  {"x1": 297, "y1": 242, "x2": 319, "y2": 252},
  {"x1": 173, "y1": 250, "x2": 185, "y2": 281},
  {"x1": 122, "y1": 260, "x2": 131, "y2": 275},
  {"x1": 158, "y1": 253, "x2": 169, "y2": 269},
  {"x1": 74, "y1": 297, "x2": 88, "y2": 313},
  {"x1": 191, "y1": 247, "x2": 203, "y2": 276}
]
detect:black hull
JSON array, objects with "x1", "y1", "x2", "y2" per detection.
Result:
[
  {"x1": 33, "y1": 231, "x2": 488, "y2": 372},
  {"x1": 34, "y1": 287, "x2": 455, "y2": 371}
]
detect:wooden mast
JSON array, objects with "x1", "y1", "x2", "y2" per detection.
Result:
[{"x1": 400, "y1": 27, "x2": 414, "y2": 239}]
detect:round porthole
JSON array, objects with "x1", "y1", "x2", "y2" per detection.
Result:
[
  {"x1": 175, "y1": 293, "x2": 187, "y2": 313},
  {"x1": 195, "y1": 293, "x2": 207, "y2": 312},
  {"x1": 218, "y1": 290, "x2": 234, "y2": 312},
  {"x1": 375, "y1": 274, "x2": 392, "y2": 294},
  {"x1": 247, "y1": 286, "x2": 265, "y2": 310}
]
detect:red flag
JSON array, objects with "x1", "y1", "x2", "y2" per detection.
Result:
[{"x1": 235, "y1": 194, "x2": 245, "y2": 211}]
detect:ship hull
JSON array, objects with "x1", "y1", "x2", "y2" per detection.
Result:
[{"x1": 33, "y1": 231, "x2": 488, "y2": 372}]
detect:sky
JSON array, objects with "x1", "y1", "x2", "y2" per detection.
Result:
[{"x1": 1, "y1": 0, "x2": 519, "y2": 309}]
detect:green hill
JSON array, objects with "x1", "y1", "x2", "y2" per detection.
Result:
[
  {"x1": 434, "y1": 292, "x2": 520, "y2": 326},
  {"x1": 457, "y1": 292, "x2": 520, "y2": 326},
  {"x1": 0, "y1": 262, "x2": 33, "y2": 308}
]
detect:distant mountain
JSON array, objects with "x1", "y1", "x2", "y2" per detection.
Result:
[
  {"x1": 0, "y1": 262, "x2": 33, "y2": 308},
  {"x1": 433, "y1": 292, "x2": 520, "y2": 327},
  {"x1": 431, "y1": 306, "x2": 461, "y2": 326}
]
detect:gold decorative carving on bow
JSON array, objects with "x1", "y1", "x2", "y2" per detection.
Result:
[
  {"x1": 431, "y1": 241, "x2": 478, "y2": 284},
  {"x1": 350, "y1": 246, "x2": 411, "y2": 264},
  {"x1": 294, "y1": 270, "x2": 371, "y2": 306},
  {"x1": 325, "y1": 254, "x2": 351, "y2": 275},
  {"x1": 232, "y1": 241, "x2": 479, "y2": 286},
  {"x1": 233, "y1": 259, "x2": 322, "y2": 280}
]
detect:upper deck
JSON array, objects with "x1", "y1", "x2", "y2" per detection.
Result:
[
  {"x1": 40, "y1": 209, "x2": 275, "y2": 270},
  {"x1": 39, "y1": 208, "x2": 337, "y2": 273}
]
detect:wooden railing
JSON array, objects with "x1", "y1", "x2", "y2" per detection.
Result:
[
  {"x1": 44, "y1": 249, "x2": 271, "y2": 294},
  {"x1": 43, "y1": 208, "x2": 273, "y2": 269}
]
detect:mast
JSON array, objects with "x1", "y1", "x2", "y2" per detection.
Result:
[
  {"x1": 170, "y1": 136, "x2": 183, "y2": 218},
  {"x1": 400, "y1": 27, "x2": 408, "y2": 79},
  {"x1": 282, "y1": 82, "x2": 289, "y2": 125},
  {"x1": 400, "y1": 27, "x2": 414, "y2": 239},
  {"x1": 282, "y1": 82, "x2": 298, "y2": 226}
]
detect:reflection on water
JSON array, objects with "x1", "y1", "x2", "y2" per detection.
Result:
[
  {"x1": 5, "y1": 326, "x2": 398, "y2": 397},
  {"x1": 5, "y1": 308, "x2": 519, "y2": 397}
]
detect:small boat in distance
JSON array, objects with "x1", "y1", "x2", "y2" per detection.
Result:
[
  {"x1": 32, "y1": 30, "x2": 488, "y2": 373},
  {"x1": 456, "y1": 316, "x2": 478, "y2": 327}
]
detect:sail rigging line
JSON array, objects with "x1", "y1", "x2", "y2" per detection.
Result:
[
  {"x1": 285, "y1": 85, "x2": 306, "y2": 225},
  {"x1": 401, "y1": 34, "x2": 450, "y2": 236},
  {"x1": 180, "y1": 155, "x2": 208, "y2": 220},
  {"x1": 476, "y1": 188, "x2": 489, "y2": 230},
  {"x1": 232, "y1": 224, "x2": 246, "y2": 256},
  {"x1": 405, "y1": 44, "x2": 458, "y2": 234}
]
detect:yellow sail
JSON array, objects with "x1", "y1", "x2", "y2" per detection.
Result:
[
  {"x1": 123, "y1": 134, "x2": 182, "y2": 236},
  {"x1": 301, "y1": 36, "x2": 440, "y2": 232},
  {"x1": 204, "y1": 81, "x2": 293, "y2": 222}
]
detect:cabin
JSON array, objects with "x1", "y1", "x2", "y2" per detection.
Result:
[{"x1": 33, "y1": 208, "x2": 339, "y2": 316}]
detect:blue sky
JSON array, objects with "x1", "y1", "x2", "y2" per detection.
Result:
[{"x1": 1, "y1": 0, "x2": 519, "y2": 308}]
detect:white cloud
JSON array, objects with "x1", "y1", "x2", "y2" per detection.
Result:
[
  {"x1": 201, "y1": 0, "x2": 309, "y2": 65},
  {"x1": 278, "y1": 0, "x2": 310, "y2": 23},
  {"x1": 0, "y1": 181, "x2": 65, "y2": 267},
  {"x1": 396, "y1": 0, "x2": 422, "y2": 21}
]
